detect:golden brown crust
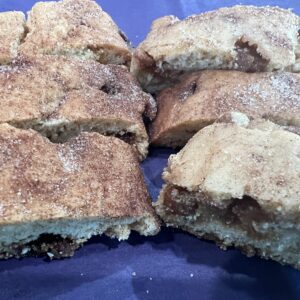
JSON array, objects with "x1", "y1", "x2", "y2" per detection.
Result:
[
  {"x1": 0, "y1": 55, "x2": 155, "y2": 159},
  {"x1": 150, "y1": 71, "x2": 300, "y2": 147},
  {"x1": 0, "y1": 12, "x2": 26, "y2": 64},
  {"x1": 132, "y1": 6, "x2": 300, "y2": 92},
  {"x1": 20, "y1": 0, "x2": 131, "y2": 65},
  {"x1": 0, "y1": 123, "x2": 158, "y2": 224}
]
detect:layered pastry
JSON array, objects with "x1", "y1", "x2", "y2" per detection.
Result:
[
  {"x1": 131, "y1": 6, "x2": 300, "y2": 92},
  {"x1": 150, "y1": 71, "x2": 300, "y2": 147},
  {"x1": 0, "y1": 55, "x2": 156, "y2": 159},
  {"x1": 156, "y1": 115, "x2": 300, "y2": 268},
  {"x1": 20, "y1": 0, "x2": 131, "y2": 65},
  {"x1": 0, "y1": 124, "x2": 160, "y2": 259}
]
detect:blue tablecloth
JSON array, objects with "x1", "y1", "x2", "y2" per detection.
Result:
[{"x1": 0, "y1": 1, "x2": 300, "y2": 299}]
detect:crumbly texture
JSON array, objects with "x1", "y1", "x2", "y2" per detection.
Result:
[
  {"x1": 131, "y1": 6, "x2": 300, "y2": 92},
  {"x1": 0, "y1": 56, "x2": 156, "y2": 159},
  {"x1": 156, "y1": 119, "x2": 300, "y2": 268},
  {"x1": 0, "y1": 11, "x2": 26, "y2": 64},
  {"x1": 0, "y1": 124, "x2": 160, "y2": 259},
  {"x1": 150, "y1": 71, "x2": 300, "y2": 147},
  {"x1": 20, "y1": 0, "x2": 131, "y2": 65}
]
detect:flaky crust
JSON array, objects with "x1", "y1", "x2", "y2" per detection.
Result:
[
  {"x1": 132, "y1": 6, "x2": 300, "y2": 92},
  {"x1": 150, "y1": 71, "x2": 300, "y2": 147},
  {"x1": 0, "y1": 124, "x2": 158, "y2": 226},
  {"x1": 0, "y1": 56, "x2": 156, "y2": 159},
  {"x1": 163, "y1": 120, "x2": 300, "y2": 215},
  {"x1": 20, "y1": 0, "x2": 131, "y2": 65},
  {"x1": 0, "y1": 12, "x2": 26, "y2": 64}
]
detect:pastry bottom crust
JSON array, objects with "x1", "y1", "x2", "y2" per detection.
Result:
[{"x1": 156, "y1": 185, "x2": 300, "y2": 269}]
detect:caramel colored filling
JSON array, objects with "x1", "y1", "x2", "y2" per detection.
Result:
[
  {"x1": 234, "y1": 39, "x2": 269, "y2": 72},
  {"x1": 163, "y1": 186, "x2": 271, "y2": 239}
]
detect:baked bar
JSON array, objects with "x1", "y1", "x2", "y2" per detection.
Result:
[
  {"x1": 0, "y1": 11, "x2": 26, "y2": 64},
  {"x1": 0, "y1": 124, "x2": 160, "y2": 259},
  {"x1": 0, "y1": 55, "x2": 156, "y2": 159},
  {"x1": 132, "y1": 6, "x2": 300, "y2": 92},
  {"x1": 150, "y1": 71, "x2": 300, "y2": 147},
  {"x1": 156, "y1": 116, "x2": 300, "y2": 268},
  {"x1": 20, "y1": 0, "x2": 131, "y2": 65}
]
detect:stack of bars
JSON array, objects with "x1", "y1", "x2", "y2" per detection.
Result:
[
  {"x1": 132, "y1": 6, "x2": 300, "y2": 268},
  {"x1": 1, "y1": 0, "x2": 300, "y2": 270},
  {"x1": 0, "y1": 0, "x2": 160, "y2": 259}
]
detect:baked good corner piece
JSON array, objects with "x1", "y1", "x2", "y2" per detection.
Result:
[
  {"x1": 131, "y1": 5, "x2": 300, "y2": 92},
  {"x1": 20, "y1": 0, "x2": 131, "y2": 65},
  {"x1": 0, "y1": 11, "x2": 26, "y2": 64},
  {"x1": 150, "y1": 71, "x2": 300, "y2": 147},
  {"x1": 156, "y1": 118, "x2": 300, "y2": 268},
  {"x1": 0, "y1": 124, "x2": 159, "y2": 259},
  {"x1": 0, "y1": 56, "x2": 156, "y2": 159}
]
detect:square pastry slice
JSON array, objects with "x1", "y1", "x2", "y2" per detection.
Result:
[
  {"x1": 20, "y1": 0, "x2": 131, "y2": 65},
  {"x1": 0, "y1": 56, "x2": 156, "y2": 159},
  {"x1": 131, "y1": 6, "x2": 300, "y2": 92},
  {"x1": 150, "y1": 71, "x2": 300, "y2": 147},
  {"x1": 0, "y1": 11, "x2": 26, "y2": 64},
  {"x1": 0, "y1": 124, "x2": 160, "y2": 259},
  {"x1": 156, "y1": 116, "x2": 300, "y2": 268}
]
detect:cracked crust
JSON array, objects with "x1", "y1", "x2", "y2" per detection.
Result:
[
  {"x1": 156, "y1": 119, "x2": 300, "y2": 268},
  {"x1": 0, "y1": 11, "x2": 26, "y2": 64},
  {"x1": 20, "y1": 0, "x2": 131, "y2": 65},
  {"x1": 150, "y1": 71, "x2": 300, "y2": 147},
  {"x1": 132, "y1": 6, "x2": 300, "y2": 92},
  {"x1": 0, "y1": 55, "x2": 156, "y2": 159},
  {"x1": 0, "y1": 124, "x2": 160, "y2": 258}
]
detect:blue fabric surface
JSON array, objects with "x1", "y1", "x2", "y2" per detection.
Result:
[{"x1": 0, "y1": 1, "x2": 300, "y2": 299}]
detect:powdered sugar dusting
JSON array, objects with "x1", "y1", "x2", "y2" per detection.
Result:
[
  {"x1": 152, "y1": 71, "x2": 300, "y2": 147},
  {"x1": 0, "y1": 203, "x2": 3, "y2": 217},
  {"x1": 58, "y1": 137, "x2": 87, "y2": 172},
  {"x1": 227, "y1": 72, "x2": 300, "y2": 115},
  {"x1": 58, "y1": 148, "x2": 79, "y2": 172},
  {"x1": 270, "y1": 73, "x2": 299, "y2": 104}
]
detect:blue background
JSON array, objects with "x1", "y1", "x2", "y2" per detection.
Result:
[{"x1": 0, "y1": 1, "x2": 300, "y2": 299}]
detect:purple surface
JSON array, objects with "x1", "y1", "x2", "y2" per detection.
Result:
[{"x1": 0, "y1": 1, "x2": 300, "y2": 299}]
